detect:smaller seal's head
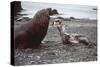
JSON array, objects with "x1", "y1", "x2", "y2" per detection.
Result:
[
  {"x1": 52, "y1": 17, "x2": 62, "y2": 27},
  {"x1": 52, "y1": 18, "x2": 63, "y2": 33},
  {"x1": 54, "y1": 18, "x2": 62, "y2": 24}
]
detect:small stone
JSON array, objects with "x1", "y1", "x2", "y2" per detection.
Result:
[{"x1": 37, "y1": 56, "x2": 41, "y2": 59}]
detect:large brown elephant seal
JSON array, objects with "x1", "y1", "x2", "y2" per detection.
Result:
[{"x1": 14, "y1": 8, "x2": 58, "y2": 49}]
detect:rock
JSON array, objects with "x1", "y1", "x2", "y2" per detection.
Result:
[
  {"x1": 37, "y1": 56, "x2": 41, "y2": 59},
  {"x1": 69, "y1": 16, "x2": 75, "y2": 19},
  {"x1": 92, "y1": 8, "x2": 97, "y2": 10}
]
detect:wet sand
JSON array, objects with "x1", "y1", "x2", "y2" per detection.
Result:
[{"x1": 14, "y1": 17, "x2": 97, "y2": 66}]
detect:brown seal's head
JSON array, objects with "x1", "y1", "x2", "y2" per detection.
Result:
[
  {"x1": 46, "y1": 8, "x2": 53, "y2": 16},
  {"x1": 46, "y1": 8, "x2": 59, "y2": 15}
]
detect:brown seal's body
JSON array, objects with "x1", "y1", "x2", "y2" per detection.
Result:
[{"x1": 14, "y1": 8, "x2": 55, "y2": 49}]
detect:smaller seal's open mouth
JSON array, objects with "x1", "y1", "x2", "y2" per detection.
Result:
[{"x1": 52, "y1": 18, "x2": 63, "y2": 33}]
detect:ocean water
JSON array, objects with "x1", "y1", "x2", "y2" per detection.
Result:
[{"x1": 20, "y1": 1, "x2": 97, "y2": 20}]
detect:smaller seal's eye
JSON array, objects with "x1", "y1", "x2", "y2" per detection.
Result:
[
  {"x1": 55, "y1": 20, "x2": 59, "y2": 22},
  {"x1": 55, "y1": 21, "x2": 57, "y2": 22}
]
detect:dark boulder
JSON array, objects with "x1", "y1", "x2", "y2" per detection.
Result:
[{"x1": 69, "y1": 17, "x2": 75, "y2": 19}]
